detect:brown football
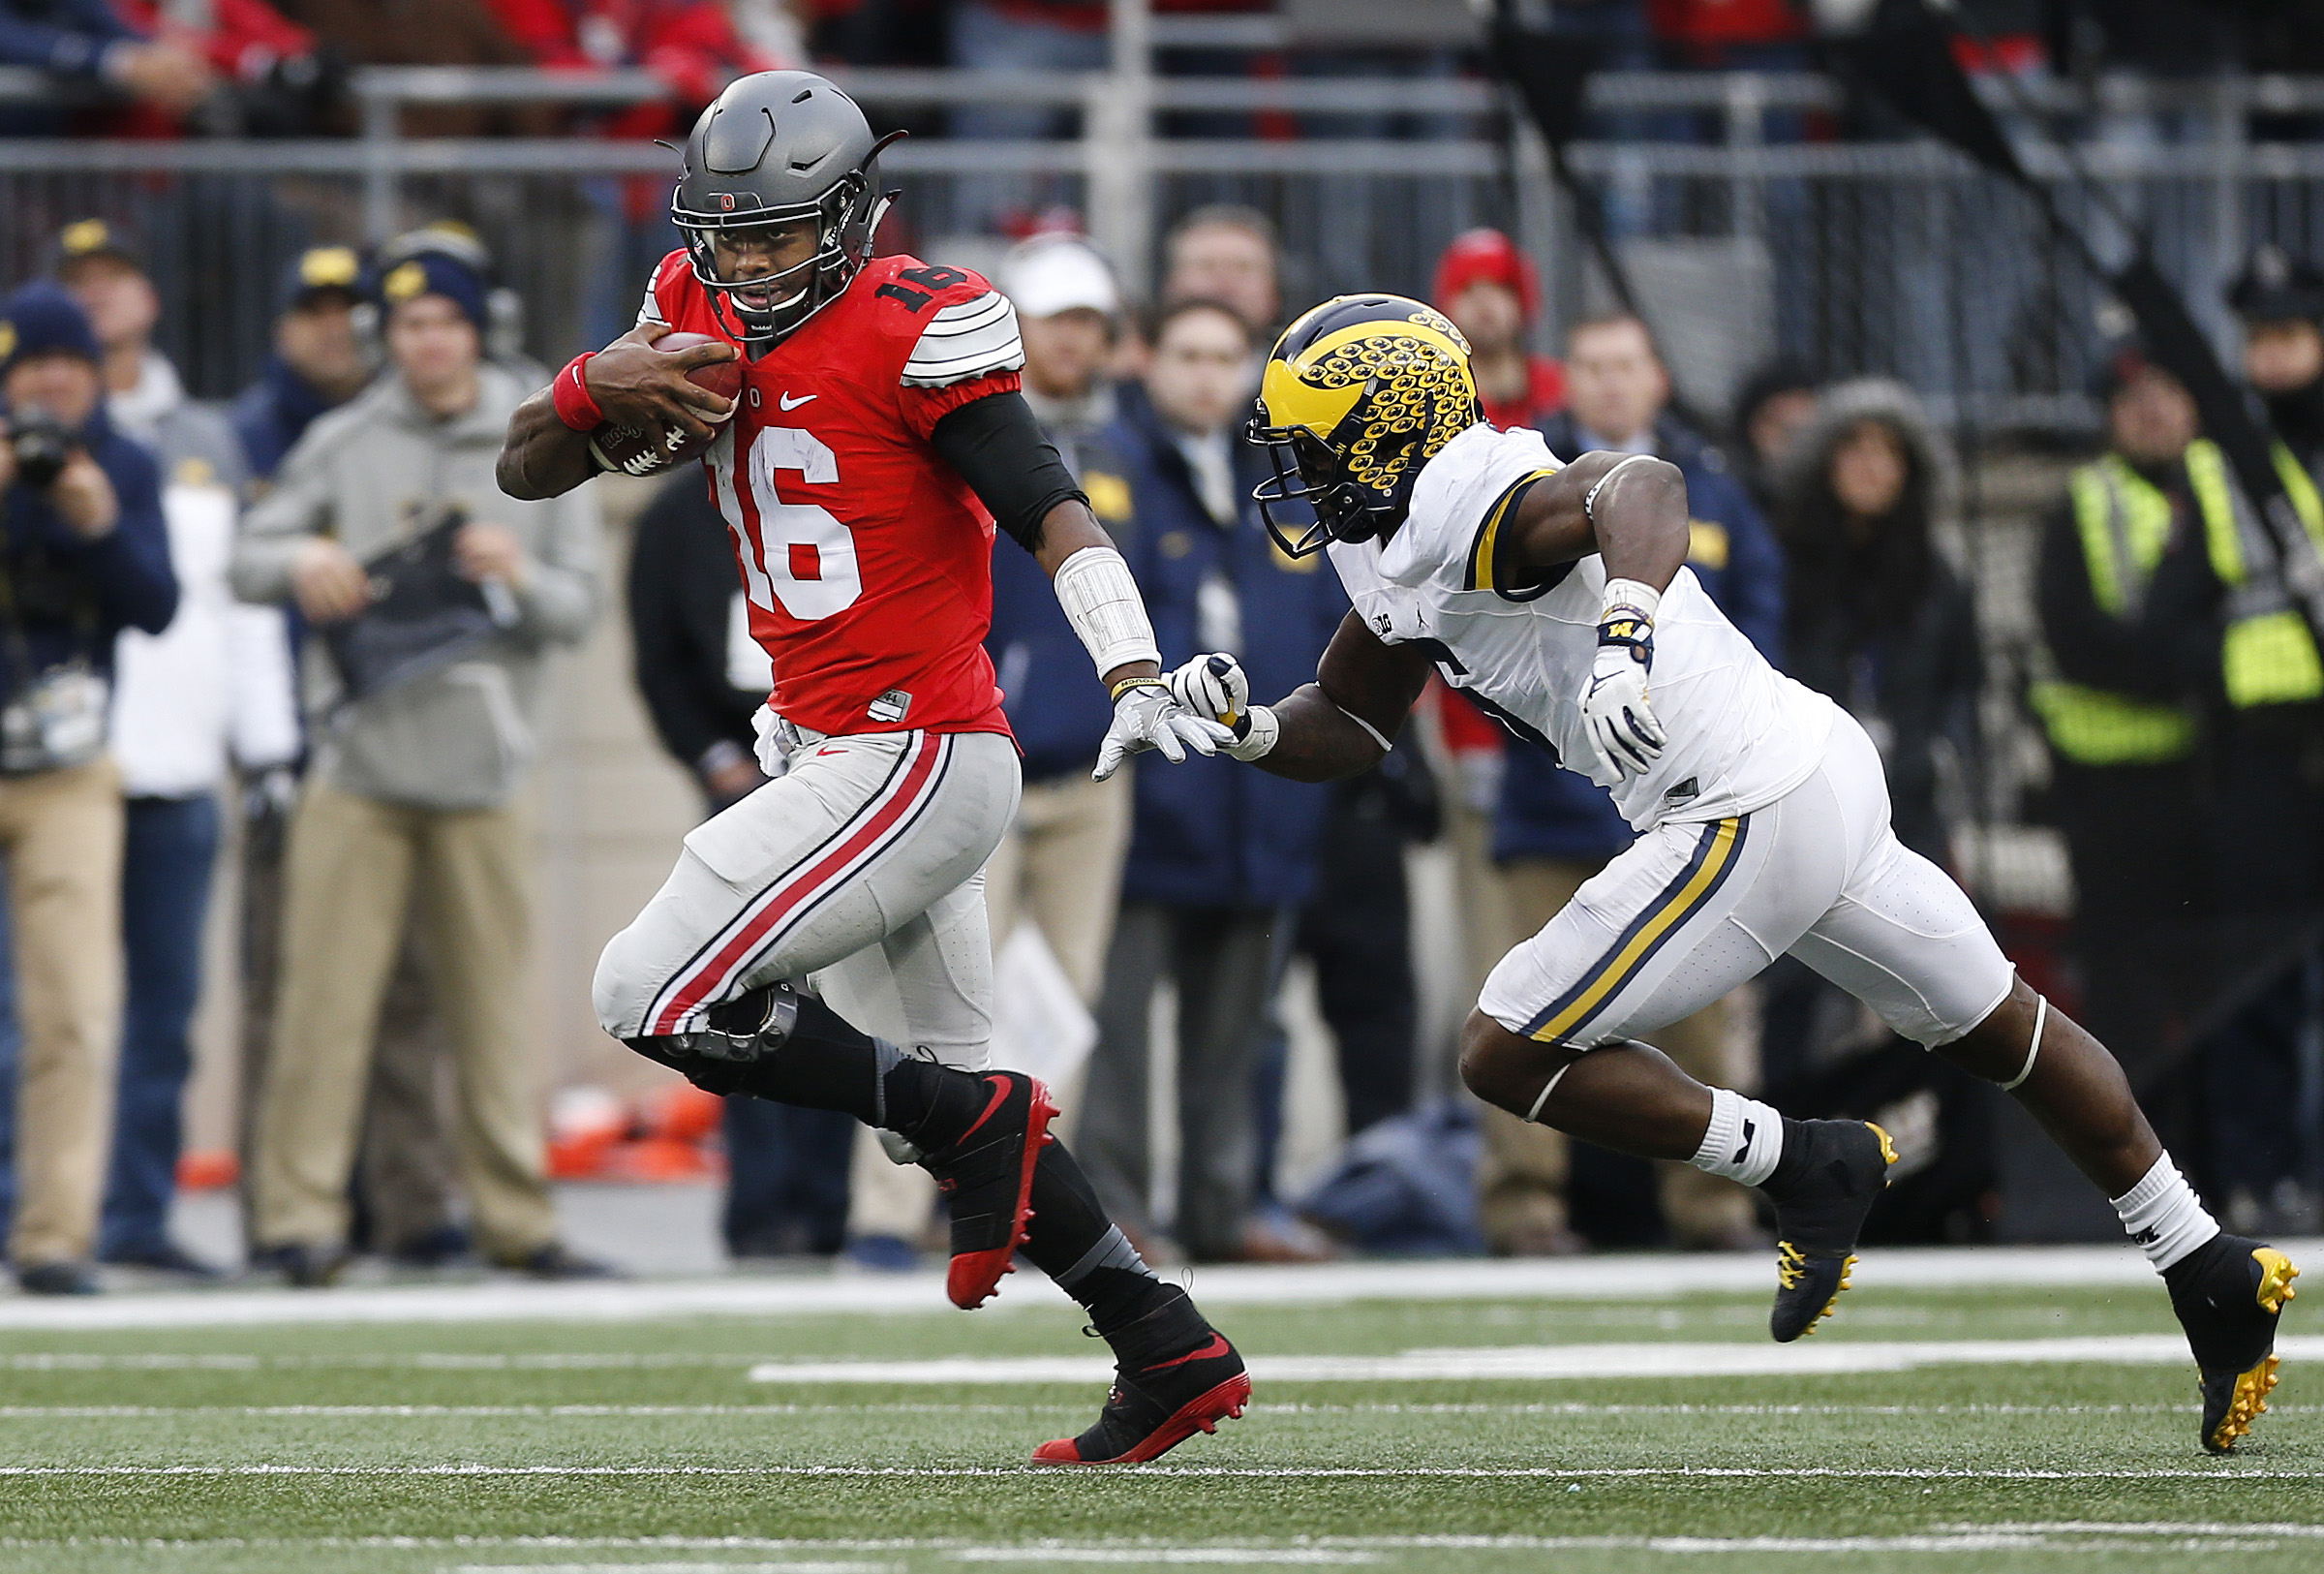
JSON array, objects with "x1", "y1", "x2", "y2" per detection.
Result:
[{"x1": 586, "y1": 331, "x2": 744, "y2": 477}]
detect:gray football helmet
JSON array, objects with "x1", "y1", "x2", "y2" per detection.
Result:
[{"x1": 669, "y1": 70, "x2": 902, "y2": 345}]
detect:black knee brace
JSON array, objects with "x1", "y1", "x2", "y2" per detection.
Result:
[
  {"x1": 623, "y1": 981, "x2": 803, "y2": 1097},
  {"x1": 621, "y1": 980, "x2": 922, "y2": 1129}
]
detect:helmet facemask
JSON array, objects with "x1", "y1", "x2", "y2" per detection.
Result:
[
  {"x1": 1248, "y1": 385, "x2": 1418, "y2": 558},
  {"x1": 673, "y1": 161, "x2": 895, "y2": 346}
]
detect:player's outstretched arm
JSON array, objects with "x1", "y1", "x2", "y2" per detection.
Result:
[
  {"x1": 1166, "y1": 611, "x2": 1434, "y2": 784},
  {"x1": 497, "y1": 324, "x2": 738, "y2": 501},
  {"x1": 927, "y1": 390, "x2": 1231, "y2": 778},
  {"x1": 1028, "y1": 500, "x2": 1235, "y2": 780}
]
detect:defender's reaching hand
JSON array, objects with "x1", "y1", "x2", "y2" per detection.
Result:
[{"x1": 1167, "y1": 652, "x2": 1249, "y2": 727}]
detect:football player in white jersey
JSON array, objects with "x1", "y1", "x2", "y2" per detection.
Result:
[{"x1": 1168, "y1": 294, "x2": 2297, "y2": 1454}]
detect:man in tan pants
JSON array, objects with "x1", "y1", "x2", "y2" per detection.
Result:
[
  {"x1": 230, "y1": 252, "x2": 602, "y2": 1283},
  {"x1": 0, "y1": 282, "x2": 179, "y2": 1294},
  {"x1": 1, "y1": 759, "x2": 131, "y2": 1290}
]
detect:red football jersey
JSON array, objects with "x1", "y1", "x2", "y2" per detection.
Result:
[{"x1": 639, "y1": 250, "x2": 1024, "y2": 739}]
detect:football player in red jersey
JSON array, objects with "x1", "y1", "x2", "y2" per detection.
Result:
[{"x1": 499, "y1": 72, "x2": 1250, "y2": 1466}]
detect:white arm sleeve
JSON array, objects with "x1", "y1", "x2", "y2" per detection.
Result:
[{"x1": 1052, "y1": 544, "x2": 1161, "y2": 678}]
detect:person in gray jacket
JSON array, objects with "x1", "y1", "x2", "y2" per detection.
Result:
[{"x1": 230, "y1": 249, "x2": 606, "y2": 1284}]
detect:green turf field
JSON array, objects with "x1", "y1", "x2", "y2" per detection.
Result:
[{"x1": 0, "y1": 1274, "x2": 2313, "y2": 1573}]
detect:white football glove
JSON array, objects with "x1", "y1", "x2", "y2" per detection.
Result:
[
  {"x1": 1578, "y1": 594, "x2": 1667, "y2": 782},
  {"x1": 1167, "y1": 653, "x2": 1283, "y2": 761},
  {"x1": 1093, "y1": 679, "x2": 1235, "y2": 781},
  {"x1": 1167, "y1": 652, "x2": 1249, "y2": 726}
]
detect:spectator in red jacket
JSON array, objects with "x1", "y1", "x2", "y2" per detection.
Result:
[
  {"x1": 108, "y1": 0, "x2": 344, "y2": 136},
  {"x1": 1432, "y1": 228, "x2": 1564, "y2": 431},
  {"x1": 1647, "y1": 0, "x2": 1806, "y2": 65},
  {"x1": 486, "y1": 0, "x2": 778, "y2": 139}
]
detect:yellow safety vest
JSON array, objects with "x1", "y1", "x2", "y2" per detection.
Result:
[
  {"x1": 2034, "y1": 446, "x2": 2324, "y2": 767},
  {"x1": 2183, "y1": 441, "x2": 2324, "y2": 709},
  {"x1": 2031, "y1": 455, "x2": 2199, "y2": 765}
]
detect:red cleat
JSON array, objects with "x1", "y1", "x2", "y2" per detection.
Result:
[
  {"x1": 922, "y1": 1071, "x2": 1056, "y2": 1310},
  {"x1": 1032, "y1": 1292, "x2": 1250, "y2": 1465}
]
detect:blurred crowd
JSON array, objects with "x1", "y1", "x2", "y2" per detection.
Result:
[
  {"x1": 8, "y1": 2, "x2": 2315, "y2": 144},
  {"x1": 4, "y1": 180, "x2": 2322, "y2": 1294},
  {"x1": 2, "y1": 0, "x2": 2323, "y2": 1294}
]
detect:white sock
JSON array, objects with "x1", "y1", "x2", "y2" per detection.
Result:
[
  {"x1": 2111, "y1": 1154, "x2": 2220, "y2": 1273},
  {"x1": 1691, "y1": 1087, "x2": 1786, "y2": 1188}
]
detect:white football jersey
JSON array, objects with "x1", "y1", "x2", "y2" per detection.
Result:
[{"x1": 1327, "y1": 422, "x2": 1835, "y2": 830}]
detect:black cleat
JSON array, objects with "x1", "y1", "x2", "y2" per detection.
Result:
[
  {"x1": 1761, "y1": 1120, "x2": 1896, "y2": 1343},
  {"x1": 921, "y1": 1071, "x2": 1057, "y2": 1310},
  {"x1": 1032, "y1": 1289, "x2": 1250, "y2": 1466},
  {"x1": 2165, "y1": 1231, "x2": 2300, "y2": 1454}
]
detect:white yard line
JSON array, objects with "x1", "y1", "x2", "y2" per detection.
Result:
[
  {"x1": 948, "y1": 1555, "x2": 1378, "y2": 1565},
  {"x1": 5, "y1": 1528, "x2": 2321, "y2": 1554},
  {"x1": 0, "y1": 1401, "x2": 2227, "y2": 1419},
  {"x1": 744, "y1": 1334, "x2": 2324, "y2": 1386},
  {"x1": 1, "y1": 1240, "x2": 2312, "y2": 1331},
  {"x1": 445, "y1": 1565, "x2": 892, "y2": 1574},
  {"x1": 0, "y1": 1465, "x2": 2314, "y2": 1480}
]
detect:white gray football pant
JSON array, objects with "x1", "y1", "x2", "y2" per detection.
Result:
[
  {"x1": 1478, "y1": 709, "x2": 2015, "y2": 1051},
  {"x1": 593, "y1": 726, "x2": 1020, "y2": 1078}
]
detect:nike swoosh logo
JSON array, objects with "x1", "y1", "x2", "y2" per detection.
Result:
[
  {"x1": 957, "y1": 1073, "x2": 1015, "y2": 1143},
  {"x1": 1143, "y1": 1333, "x2": 1232, "y2": 1373},
  {"x1": 779, "y1": 392, "x2": 816, "y2": 410},
  {"x1": 1730, "y1": 1118, "x2": 1757, "y2": 1166}
]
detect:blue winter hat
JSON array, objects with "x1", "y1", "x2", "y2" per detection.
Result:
[
  {"x1": 371, "y1": 249, "x2": 489, "y2": 331},
  {"x1": 0, "y1": 280, "x2": 103, "y2": 378},
  {"x1": 281, "y1": 244, "x2": 364, "y2": 309}
]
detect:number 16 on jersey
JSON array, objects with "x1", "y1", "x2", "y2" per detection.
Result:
[{"x1": 713, "y1": 424, "x2": 864, "y2": 623}]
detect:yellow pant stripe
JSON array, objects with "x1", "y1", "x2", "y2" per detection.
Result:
[{"x1": 1527, "y1": 817, "x2": 1744, "y2": 1044}]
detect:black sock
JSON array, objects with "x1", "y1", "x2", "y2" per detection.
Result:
[
  {"x1": 628, "y1": 985, "x2": 984, "y2": 1145},
  {"x1": 1018, "y1": 1136, "x2": 1174, "y2": 1336},
  {"x1": 1763, "y1": 1116, "x2": 1819, "y2": 1193}
]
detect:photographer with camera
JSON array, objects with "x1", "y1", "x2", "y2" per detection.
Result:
[{"x1": 0, "y1": 280, "x2": 177, "y2": 1296}]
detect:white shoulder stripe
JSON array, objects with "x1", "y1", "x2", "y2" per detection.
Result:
[
  {"x1": 901, "y1": 291, "x2": 1024, "y2": 387},
  {"x1": 637, "y1": 275, "x2": 666, "y2": 326}
]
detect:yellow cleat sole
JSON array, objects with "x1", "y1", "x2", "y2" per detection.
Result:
[
  {"x1": 1868, "y1": 1121, "x2": 1899, "y2": 1170},
  {"x1": 2206, "y1": 1354, "x2": 2281, "y2": 1454},
  {"x1": 1792, "y1": 1253, "x2": 1857, "y2": 1338},
  {"x1": 2254, "y1": 1249, "x2": 2300, "y2": 1314}
]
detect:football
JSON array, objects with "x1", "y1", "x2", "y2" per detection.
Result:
[{"x1": 586, "y1": 331, "x2": 743, "y2": 477}]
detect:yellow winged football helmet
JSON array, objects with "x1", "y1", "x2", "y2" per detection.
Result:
[{"x1": 1246, "y1": 293, "x2": 1481, "y2": 557}]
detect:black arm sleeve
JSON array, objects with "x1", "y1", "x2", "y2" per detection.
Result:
[{"x1": 930, "y1": 390, "x2": 1087, "y2": 554}]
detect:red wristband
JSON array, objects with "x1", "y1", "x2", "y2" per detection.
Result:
[{"x1": 552, "y1": 353, "x2": 604, "y2": 431}]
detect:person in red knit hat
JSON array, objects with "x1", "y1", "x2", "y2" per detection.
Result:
[{"x1": 1432, "y1": 228, "x2": 1565, "y2": 432}]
